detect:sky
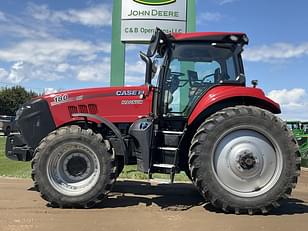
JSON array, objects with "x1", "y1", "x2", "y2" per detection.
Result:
[{"x1": 0, "y1": 0, "x2": 308, "y2": 120}]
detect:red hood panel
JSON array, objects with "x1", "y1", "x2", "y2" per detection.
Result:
[{"x1": 43, "y1": 85, "x2": 153, "y2": 127}]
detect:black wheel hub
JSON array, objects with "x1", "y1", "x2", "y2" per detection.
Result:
[
  {"x1": 66, "y1": 156, "x2": 88, "y2": 177},
  {"x1": 239, "y1": 153, "x2": 256, "y2": 170}
]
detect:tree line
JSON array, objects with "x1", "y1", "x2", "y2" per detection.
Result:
[{"x1": 0, "y1": 86, "x2": 37, "y2": 115}]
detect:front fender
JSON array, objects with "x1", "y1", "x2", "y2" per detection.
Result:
[
  {"x1": 71, "y1": 113, "x2": 126, "y2": 157},
  {"x1": 188, "y1": 86, "x2": 280, "y2": 125}
]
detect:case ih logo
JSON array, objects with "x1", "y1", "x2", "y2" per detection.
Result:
[{"x1": 133, "y1": 0, "x2": 176, "y2": 6}]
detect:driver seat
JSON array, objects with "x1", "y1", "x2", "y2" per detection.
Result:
[
  {"x1": 214, "y1": 68, "x2": 222, "y2": 83},
  {"x1": 187, "y1": 70, "x2": 202, "y2": 99},
  {"x1": 187, "y1": 70, "x2": 199, "y2": 87}
]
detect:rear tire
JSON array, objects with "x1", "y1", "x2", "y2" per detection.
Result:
[
  {"x1": 32, "y1": 125, "x2": 116, "y2": 208},
  {"x1": 189, "y1": 106, "x2": 300, "y2": 214}
]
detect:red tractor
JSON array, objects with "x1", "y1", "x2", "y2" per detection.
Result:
[{"x1": 6, "y1": 29, "x2": 300, "y2": 214}]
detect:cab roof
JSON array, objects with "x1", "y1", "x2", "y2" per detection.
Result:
[{"x1": 170, "y1": 32, "x2": 249, "y2": 44}]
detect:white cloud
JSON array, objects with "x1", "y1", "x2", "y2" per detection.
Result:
[
  {"x1": 44, "y1": 88, "x2": 58, "y2": 95},
  {"x1": 76, "y1": 58, "x2": 110, "y2": 82},
  {"x1": 56, "y1": 63, "x2": 70, "y2": 73},
  {"x1": 199, "y1": 12, "x2": 223, "y2": 23},
  {"x1": 27, "y1": 3, "x2": 112, "y2": 27},
  {"x1": 268, "y1": 88, "x2": 306, "y2": 106},
  {"x1": 0, "y1": 11, "x2": 7, "y2": 21},
  {"x1": 126, "y1": 61, "x2": 146, "y2": 75},
  {"x1": 0, "y1": 38, "x2": 111, "y2": 85},
  {"x1": 94, "y1": 42, "x2": 111, "y2": 53},
  {"x1": 126, "y1": 44, "x2": 141, "y2": 51},
  {"x1": 0, "y1": 39, "x2": 110, "y2": 65},
  {"x1": 0, "y1": 11, "x2": 50, "y2": 39},
  {"x1": 125, "y1": 61, "x2": 146, "y2": 85},
  {"x1": 218, "y1": 0, "x2": 238, "y2": 5},
  {"x1": 7, "y1": 61, "x2": 29, "y2": 84},
  {"x1": 268, "y1": 88, "x2": 308, "y2": 120},
  {"x1": 244, "y1": 42, "x2": 308, "y2": 62},
  {"x1": 0, "y1": 68, "x2": 8, "y2": 80},
  {"x1": 125, "y1": 75, "x2": 145, "y2": 85},
  {"x1": 0, "y1": 3, "x2": 112, "y2": 40},
  {"x1": 4, "y1": 61, "x2": 64, "y2": 84},
  {"x1": 0, "y1": 3, "x2": 115, "y2": 91}
]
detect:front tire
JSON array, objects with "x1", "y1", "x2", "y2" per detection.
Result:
[
  {"x1": 32, "y1": 125, "x2": 116, "y2": 208},
  {"x1": 189, "y1": 106, "x2": 300, "y2": 214}
]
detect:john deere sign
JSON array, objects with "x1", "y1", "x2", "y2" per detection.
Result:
[
  {"x1": 121, "y1": 0, "x2": 187, "y2": 42},
  {"x1": 111, "y1": 0, "x2": 195, "y2": 86},
  {"x1": 133, "y1": 0, "x2": 176, "y2": 5}
]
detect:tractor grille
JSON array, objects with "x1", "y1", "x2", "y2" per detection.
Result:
[{"x1": 68, "y1": 104, "x2": 98, "y2": 117}]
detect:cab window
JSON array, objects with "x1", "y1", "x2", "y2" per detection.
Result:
[{"x1": 162, "y1": 42, "x2": 239, "y2": 116}]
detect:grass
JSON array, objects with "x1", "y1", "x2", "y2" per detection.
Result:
[
  {"x1": 0, "y1": 136, "x2": 31, "y2": 178},
  {"x1": 0, "y1": 136, "x2": 189, "y2": 181},
  {"x1": 120, "y1": 165, "x2": 189, "y2": 182}
]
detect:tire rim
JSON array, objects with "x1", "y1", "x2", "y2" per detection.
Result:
[
  {"x1": 212, "y1": 126, "x2": 283, "y2": 197},
  {"x1": 46, "y1": 142, "x2": 100, "y2": 197}
]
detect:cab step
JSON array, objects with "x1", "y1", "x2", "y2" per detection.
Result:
[
  {"x1": 150, "y1": 163, "x2": 176, "y2": 183},
  {"x1": 152, "y1": 163, "x2": 175, "y2": 168},
  {"x1": 157, "y1": 147, "x2": 178, "y2": 151},
  {"x1": 160, "y1": 130, "x2": 184, "y2": 135}
]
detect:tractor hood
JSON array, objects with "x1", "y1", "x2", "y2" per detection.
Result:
[{"x1": 41, "y1": 85, "x2": 153, "y2": 126}]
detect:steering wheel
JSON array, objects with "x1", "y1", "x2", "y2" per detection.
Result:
[
  {"x1": 170, "y1": 72, "x2": 185, "y2": 78},
  {"x1": 202, "y1": 73, "x2": 215, "y2": 83},
  {"x1": 166, "y1": 72, "x2": 185, "y2": 93}
]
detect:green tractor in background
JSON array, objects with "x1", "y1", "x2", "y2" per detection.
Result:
[{"x1": 287, "y1": 121, "x2": 308, "y2": 167}]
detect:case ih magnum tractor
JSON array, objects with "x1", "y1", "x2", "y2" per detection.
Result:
[{"x1": 6, "y1": 29, "x2": 300, "y2": 214}]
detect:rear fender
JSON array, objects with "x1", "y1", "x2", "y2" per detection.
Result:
[{"x1": 188, "y1": 86, "x2": 281, "y2": 126}]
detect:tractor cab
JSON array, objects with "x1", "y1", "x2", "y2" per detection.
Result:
[{"x1": 143, "y1": 29, "x2": 248, "y2": 118}]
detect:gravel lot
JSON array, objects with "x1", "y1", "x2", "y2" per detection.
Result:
[{"x1": 0, "y1": 170, "x2": 308, "y2": 231}]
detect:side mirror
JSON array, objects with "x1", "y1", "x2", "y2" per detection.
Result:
[
  {"x1": 147, "y1": 28, "x2": 167, "y2": 57},
  {"x1": 147, "y1": 32, "x2": 160, "y2": 57},
  {"x1": 140, "y1": 52, "x2": 153, "y2": 84}
]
